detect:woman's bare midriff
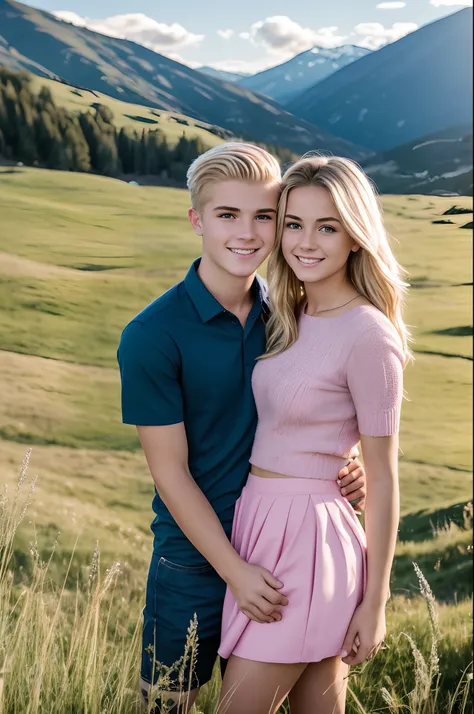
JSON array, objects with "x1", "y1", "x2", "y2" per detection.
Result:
[{"x1": 250, "y1": 465, "x2": 297, "y2": 479}]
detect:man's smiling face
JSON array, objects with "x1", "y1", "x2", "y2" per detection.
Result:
[{"x1": 188, "y1": 179, "x2": 281, "y2": 279}]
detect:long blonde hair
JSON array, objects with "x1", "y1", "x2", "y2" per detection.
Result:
[{"x1": 263, "y1": 154, "x2": 411, "y2": 362}]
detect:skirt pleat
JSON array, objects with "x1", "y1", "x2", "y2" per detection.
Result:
[{"x1": 218, "y1": 474, "x2": 367, "y2": 663}]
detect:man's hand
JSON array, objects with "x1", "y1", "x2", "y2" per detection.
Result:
[
  {"x1": 337, "y1": 458, "x2": 366, "y2": 513},
  {"x1": 226, "y1": 559, "x2": 289, "y2": 624}
]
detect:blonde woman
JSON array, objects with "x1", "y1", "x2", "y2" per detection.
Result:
[{"x1": 218, "y1": 155, "x2": 410, "y2": 714}]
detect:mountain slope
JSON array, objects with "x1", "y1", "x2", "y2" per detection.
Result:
[
  {"x1": 198, "y1": 66, "x2": 249, "y2": 83},
  {"x1": 288, "y1": 9, "x2": 473, "y2": 151},
  {"x1": 0, "y1": 0, "x2": 367, "y2": 158},
  {"x1": 239, "y1": 45, "x2": 371, "y2": 105},
  {"x1": 363, "y1": 125, "x2": 473, "y2": 196},
  {"x1": 26, "y1": 73, "x2": 230, "y2": 148}
]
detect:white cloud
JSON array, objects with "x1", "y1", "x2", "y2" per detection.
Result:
[
  {"x1": 54, "y1": 11, "x2": 87, "y2": 26},
  {"x1": 53, "y1": 11, "x2": 204, "y2": 51},
  {"x1": 429, "y1": 0, "x2": 472, "y2": 5},
  {"x1": 217, "y1": 29, "x2": 234, "y2": 40},
  {"x1": 376, "y1": 2, "x2": 407, "y2": 8},
  {"x1": 243, "y1": 16, "x2": 347, "y2": 56},
  {"x1": 205, "y1": 58, "x2": 279, "y2": 75},
  {"x1": 354, "y1": 21, "x2": 417, "y2": 49},
  {"x1": 165, "y1": 53, "x2": 202, "y2": 69}
]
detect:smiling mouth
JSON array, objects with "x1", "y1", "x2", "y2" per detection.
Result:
[
  {"x1": 296, "y1": 256, "x2": 325, "y2": 265},
  {"x1": 228, "y1": 248, "x2": 259, "y2": 255}
]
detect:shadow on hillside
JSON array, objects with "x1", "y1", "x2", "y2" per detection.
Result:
[
  {"x1": 0, "y1": 168, "x2": 25, "y2": 175},
  {"x1": 430, "y1": 326, "x2": 473, "y2": 337},
  {"x1": 443, "y1": 205, "x2": 473, "y2": 215},
  {"x1": 123, "y1": 114, "x2": 159, "y2": 125},
  {"x1": 72, "y1": 264, "x2": 124, "y2": 272},
  {"x1": 393, "y1": 539, "x2": 472, "y2": 602},
  {"x1": 398, "y1": 501, "x2": 471, "y2": 542},
  {"x1": 393, "y1": 501, "x2": 472, "y2": 602}
]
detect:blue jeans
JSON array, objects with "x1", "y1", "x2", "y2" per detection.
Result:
[{"x1": 141, "y1": 553, "x2": 227, "y2": 691}]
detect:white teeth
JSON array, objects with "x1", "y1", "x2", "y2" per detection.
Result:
[
  {"x1": 230, "y1": 248, "x2": 257, "y2": 255},
  {"x1": 297, "y1": 257, "x2": 323, "y2": 264}
]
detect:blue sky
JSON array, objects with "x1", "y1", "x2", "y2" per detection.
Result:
[{"x1": 23, "y1": 0, "x2": 472, "y2": 73}]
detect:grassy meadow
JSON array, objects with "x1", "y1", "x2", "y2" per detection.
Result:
[
  {"x1": 0, "y1": 165, "x2": 472, "y2": 712},
  {"x1": 29, "y1": 74, "x2": 226, "y2": 149}
]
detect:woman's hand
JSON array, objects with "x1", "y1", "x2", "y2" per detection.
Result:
[{"x1": 340, "y1": 599, "x2": 386, "y2": 666}]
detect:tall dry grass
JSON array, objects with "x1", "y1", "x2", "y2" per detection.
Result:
[{"x1": 0, "y1": 452, "x2": 472, "y2": 713}]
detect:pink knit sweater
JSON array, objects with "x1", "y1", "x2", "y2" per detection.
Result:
[{"x1": 250, "y1": 305, "x2": 404, "y2": 480}]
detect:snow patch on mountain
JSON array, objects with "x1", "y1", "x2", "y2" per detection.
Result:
[
  {"x1": 238, "y1": 44, "x2": 371, "y2": 105},
  {"x1": 413, "y1": 138, "x2": 463, "y2": 151}
]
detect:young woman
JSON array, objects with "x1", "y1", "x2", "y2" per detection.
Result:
[{"x1": 218, "y1": 155, "x2": 410, "y2": 714}]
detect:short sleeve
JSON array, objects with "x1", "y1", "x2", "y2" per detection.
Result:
[
  {"x1": 346, "y1": 325, "x2": 404, "y2": 437},
  {"x1": 117, "y1": 320, "x2": 183, "y2": 426}
]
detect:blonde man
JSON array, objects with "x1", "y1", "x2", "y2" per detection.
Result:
[{"x1": 117, "y1": 143, "x2": 366, "y2": 713}]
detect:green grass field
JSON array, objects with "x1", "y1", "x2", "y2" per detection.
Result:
[
  {"x1": 0, "y1": 164, "x2": 471, "y2": 546},
  {"x1": 0, "y1": 166, "x2": 472, "y2": 712}
]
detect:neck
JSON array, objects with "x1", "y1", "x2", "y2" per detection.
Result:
[
  {"x1": 304, "y1": 269, "x2": 358, "y2": 314},
  {"x1": 198, "y1": 255, "x2": 256, "y2": 313}
]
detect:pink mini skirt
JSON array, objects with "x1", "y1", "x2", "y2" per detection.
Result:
[{"x1": 218, "y1": 473, "x2": 367, "y2": 663}]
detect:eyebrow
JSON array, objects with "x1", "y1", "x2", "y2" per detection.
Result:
[
  {"x1": 285, "y1": 214, "x2": 341, "y2": 222},
  {"x1": 214, "y1": 206, "x2": 277, "y2": 213}
]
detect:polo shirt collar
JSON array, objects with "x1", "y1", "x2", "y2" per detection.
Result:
[
  {"x1": 184, "y1": 257, "x2": 268, "y2": 324},
  {"x1": 184, "y1": 258, "x2": 224, "y2": 323}
]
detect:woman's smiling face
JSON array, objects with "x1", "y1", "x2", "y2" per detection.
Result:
[{"x1": 281, "y1": 185, "x2": 360, "y2": 285}]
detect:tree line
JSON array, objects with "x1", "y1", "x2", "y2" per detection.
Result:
[{"x1": 0, "y1": 67, "x2": 296, "y2": 184}]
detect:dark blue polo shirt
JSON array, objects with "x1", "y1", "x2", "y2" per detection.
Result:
[{"x1": 117, "y1": 258, "x2": 268, "y2": 565}]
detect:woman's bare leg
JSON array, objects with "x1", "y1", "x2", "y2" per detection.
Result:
[
  {"x1": 216, "y1": 655, "x2": 306, "y2": 714},
  {"x1": 288, "y1": 656, "x2": 349, "y2": 714}
]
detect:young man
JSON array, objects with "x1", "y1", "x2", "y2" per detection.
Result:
[{"x1": 117, "y1": 143, "x2": 367, "y2": 713}]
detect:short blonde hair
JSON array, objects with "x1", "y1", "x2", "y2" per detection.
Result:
[{"x1": 186, "y1": 142, "x2": 282, "y2": 211}]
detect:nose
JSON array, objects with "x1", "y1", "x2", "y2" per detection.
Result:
[
  {"x1": 297, "y1": 229, "x2": 320, "y2": 252},
  {"x1": 236, "y1": 217, "x2": 255, "y2": 241}
]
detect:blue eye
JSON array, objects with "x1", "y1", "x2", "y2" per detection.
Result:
[
  {"x1": 218, "y1": 213, "x2": 234, "y2": 219},
  {"x1": 286, "y1": 222, "x2": 302, "y2": 230},
  {"x1": 320, "y1": 225, "x2": 336, "y2": 233},
  {"x1": 256, "y1": 214, "x2": 272, "y2": 221}
]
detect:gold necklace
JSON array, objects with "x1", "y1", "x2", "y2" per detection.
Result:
[{"x1": 307, "y1": 294, "x2": 361, "y2": 316}]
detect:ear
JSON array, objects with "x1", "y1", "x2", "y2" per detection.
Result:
[
  {"x1": 188, "y1": 207, "x2": 203, "y2": 236},
  {"x1": 351, "y1": 242, "x2": 361, "y2": 253}
]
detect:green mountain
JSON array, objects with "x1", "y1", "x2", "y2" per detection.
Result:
[
  {"x1": 238, "y1": 45, "x2": 371, "y2": 106},
  {"x1": 364, "y1": 125, "x2": 473, "y2": 196},
  {"x1": 288, "y1": 9, "x2": 473, "y2": 152},
  {"x1": 198, "y1": 66, "x2": 249, "y2": 83},
  {"x1": 26, "y1": 73, "x2": 232, "y2": 149},
  {"x1": 0, "y1": 0, "x2": 367, "y2": 159}
]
